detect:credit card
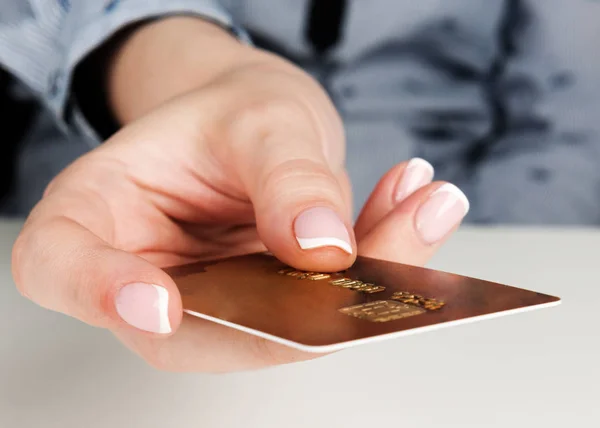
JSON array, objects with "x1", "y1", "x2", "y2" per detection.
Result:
[{"x1": 164, "y1": 253, "x2": 560, "y2": 353}]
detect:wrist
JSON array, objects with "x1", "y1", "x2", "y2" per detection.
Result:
[{"x1": 107, "y1": 16, "x2": 255, "y2": 124}]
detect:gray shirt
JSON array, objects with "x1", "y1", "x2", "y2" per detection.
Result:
[{"x1": 1, "y1": 0, "x2": 599, "y2": 224}]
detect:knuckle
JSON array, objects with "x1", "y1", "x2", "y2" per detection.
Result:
[
  {"x1": 261, "y1": 158, "x2": 342, "y2": 203},
  {"x1": 228, "y1": 98, "x2": 311, "y2": 143},
  {"x1": 65, "y1": 248, "x2": 110, "y2": 322}
]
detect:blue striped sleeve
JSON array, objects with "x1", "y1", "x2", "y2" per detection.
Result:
[
  {"x1": 0, "y1": 0, "x2": 249, "y2": 136},
  {"x1": 54, "y1": 0, "x2": 250, "y2": 121}
]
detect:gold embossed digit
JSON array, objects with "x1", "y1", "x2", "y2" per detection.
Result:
[
  {"x1": 339, "y1": 301, "x2": 425, "y2": 322},
  {"x1": 276, "y1": 266, "x2": 385, "y2": 293},
  {"x1": 390, "y1": 291, "x2": 445, "y2": 311}
]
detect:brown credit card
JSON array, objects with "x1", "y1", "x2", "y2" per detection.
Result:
[{"x1": 164, "y1": 253, "x2": 560, "y2": 353}]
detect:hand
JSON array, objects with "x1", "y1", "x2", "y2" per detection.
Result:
[{"x1": 12, "y1": 30, "x2": 468, "y2": 374}]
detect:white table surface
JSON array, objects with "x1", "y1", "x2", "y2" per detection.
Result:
[{"x1": 1, "y1": 220, "x2": 598, "y2": 428}]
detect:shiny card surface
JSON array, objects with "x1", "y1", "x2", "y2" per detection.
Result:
[{"x1": 164, "y1": 253, "x2": 560, "y2": 353}]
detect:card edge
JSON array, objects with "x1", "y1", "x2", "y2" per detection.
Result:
[{"x1": 184, "y1": 299, "x2": 561, "y2": 354}]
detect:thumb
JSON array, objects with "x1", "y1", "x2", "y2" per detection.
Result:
[
  {"x1": 12, "y1": 208, "x2": 182, "y2": 335},
  {"x1": 226, "y1": 104, "x2": 355, "y2": 272}
]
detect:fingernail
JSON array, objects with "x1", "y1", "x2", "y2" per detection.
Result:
[
  {"x1": 294, "y1": 207, "x2": 353, "y2": 254},
  {"x1": 115, "y1": 283, "x2": 172, "y2": 334},
  {"x1": 394, "y1": 158, "x2": 434, "y2": 203},
  {"x1": 416, "y1": 183, "x2": 470, "y2": 244}
]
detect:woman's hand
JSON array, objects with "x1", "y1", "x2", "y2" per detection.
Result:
[{"x1": 12, "y1": 23, "x2": 468, "y2": 372}]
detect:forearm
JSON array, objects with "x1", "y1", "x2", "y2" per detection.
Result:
[{"x1": 107, "y1": 16, "x2": 256, "y2": 124}]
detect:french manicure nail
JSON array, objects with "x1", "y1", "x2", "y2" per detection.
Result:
[
  {"x1": 294, "y1": 207, "x2": 353, "y2": 254},
  {"x1": 394, "y1": 158, "x2": 435, "y2": 203},
  {"x1": 115, "y1": 283, "x2": 172, "y2": 334},
  {"x1": 416, "y1": 183, "x2": 470, "y2": 244}
]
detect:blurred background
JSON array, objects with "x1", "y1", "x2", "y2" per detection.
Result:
[
  {"x1": 1, "y1": 4, "x2": 599, "y2": 427},
  {"x1": 1, "y1": 0, "x2": 599, "y2": 224}
]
